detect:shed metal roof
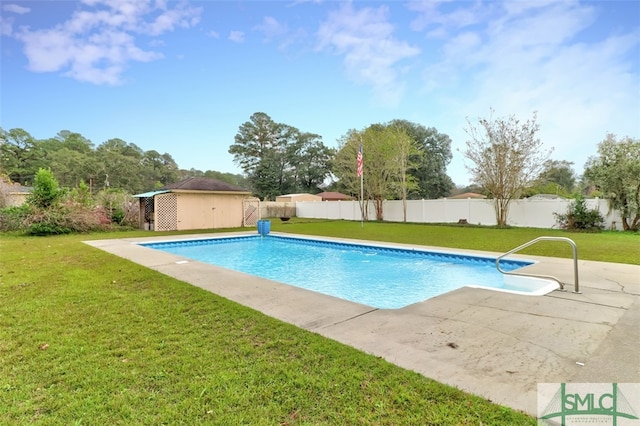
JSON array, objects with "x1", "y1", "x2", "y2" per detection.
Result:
[{"x1": 132, "y1": 190, "x2": 171, "y2": 198}]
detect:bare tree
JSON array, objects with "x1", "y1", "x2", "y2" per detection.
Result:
[
  {"x1": 332, "y1": 125, "x2": 416, "y2": 221},
  {"x1": 464, "y1": 110, "x2": 551, "y2": 227},
  {"x1": 388, "y1": 125, "x2": 419, "y2": 222}
]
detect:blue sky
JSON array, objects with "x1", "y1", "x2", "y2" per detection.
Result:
[{"x1": 1, "y1": 0, "x2": 638, "y2": 186}]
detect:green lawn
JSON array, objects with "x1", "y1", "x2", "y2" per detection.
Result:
[
  {"x1": 1, "y1": 222, "x2": 636, "y2": 424},
  {"x1": 269, "y1": 219, "x2": 640, "y2": 265}
]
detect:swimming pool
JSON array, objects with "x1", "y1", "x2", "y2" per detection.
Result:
[{"x1": 141, "y1": 235, "x2": 558, "y2": 309}]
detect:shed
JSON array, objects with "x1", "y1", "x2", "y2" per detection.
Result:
[
  {"x1": 133, "y1": 177, "x2": 256, "y2": 231},
  {"x1": 316, "y1": 191, "x2": 354, "y2": 201},
  {"x1": 275, "y1": 193, "x2": 322, "y2": 202},
  {"x1": 0, "y1": 178, "x2": 31, "y2": 207}
]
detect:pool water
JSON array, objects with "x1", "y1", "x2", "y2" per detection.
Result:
[{"x1": 142, "y1": 235, "x2": 548, "y2": 309}]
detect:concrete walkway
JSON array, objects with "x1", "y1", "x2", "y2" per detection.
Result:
[{"x1": 85, "y1": 232, "x2": 640, "y2": 416}]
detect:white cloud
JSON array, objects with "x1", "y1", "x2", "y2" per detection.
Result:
[
  {"x1": 2, "y1": 4, "x2": 30, "y2": 14},
  {"x1": 253, "y1": 15, "x2": 307, "y2": 52},
  {"x1": 1, "y1": 3, "x2": 31, "y2": 36},
  {"x1": 11, "y1": 0, "x2": 202, "y2": 85},
  {"x1": 228, "y1": 30, "x2": 244, "y2": 43},
  {"x1": 408, "y1": 0, "x2": 490, "y2": 36},
  {"x1": 316, "y1": 2, "x2": 420, "y2": 107},
  {"x1": 1, "y1": 18, "x2": 14, "y2": 37},
  {"x1": 416, "y1": 1, "x2": 639, "y2": 181},
  {"x1": 255, "y1": 16, "x2": 287, "y2": 42}
]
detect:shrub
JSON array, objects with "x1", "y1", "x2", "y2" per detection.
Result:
[
  {"x1": 24, "y1": 203, "x2": 112, "y2": 236},
  {"x1": 1, "y1": 171, "x2": 136, "y2": 235},
  {"x1": 554, "y1": 197, "x2": 605, "y2": 232},
  {"x1": 67, "y1": 180, "x2": 94, "y2": 208},
  {"x1": 96, "y1": 189, "x2": 139, "y2": 227},
  {"x1": 0, "y1": 204, "x2": 31, "y2": 231},
  {"x1": 27, "y1": 168, "x2": 65, "y2": 209}
]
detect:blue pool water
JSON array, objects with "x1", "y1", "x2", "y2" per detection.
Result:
[{"x1": 141, "y1": 235, "x2": 541, "y2": 309}]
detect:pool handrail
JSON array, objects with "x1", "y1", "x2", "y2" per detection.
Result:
[{"x1": 496, "y1": 236, "x2": 580, "y2": 294}]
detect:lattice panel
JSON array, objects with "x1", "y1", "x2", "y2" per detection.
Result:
[
  {"x1": 155, "y1": 193, "x2": 178, "y2": 231},
  {"x1": 143, "y1": 198, "x2": 154, "y2": 222},
  {"x1": 243, "y1": 197, "x2": 260, "y2": 227}
]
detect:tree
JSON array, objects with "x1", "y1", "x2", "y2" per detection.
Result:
[
  {"x1": 386, "y1": 126, "x2": 419, "y2": 221},
  {"x1": 48, "y1": 148, "x2": 100, "y2": 189},
  {"x1": 141, "y1": 150, "x2": 179, "y2": 189},
  {"x1": 229, "y1": 112, "x2": 286, "y2": 170},
  {"x1": 95, "y1": 138, "x2": 146, "y2": 193},
  {"x1": 202, "y1": 170, "x2": 249, "y2": 188},
  {"x1": 464, "y1": 110, "x2": 551, "y2": 227},
  {"x1": 229, "y1": 112, "x2": 293, "y2": 199},
  {"x1": 329, "y1": 129, "x2": 362, "y2": 196},
  {"x1": 584, "y1": 134, "x2": 640, "y2": 231},
  {"x1": 532, "y1": 160, "x2": 576, "y2": 196},
  {"x1": 39, "y1": 130, "x2": 94, "y2": 154},
  {"x1": 0, "y1": 128, "x2": 45, "y2": 185},
  {"x1": 388, "y1": 120, "x2": 454, "y2": 199},
  {"x1": 229, "y1": 112, "x2": 333, "y2": 199},
  {"x1": 288, "y1": 132, "x2": 335, "y2": 193},
  {"x1": 37, "y1": 130, "x2": 100, "y2": 189},
  {"x1": 332, "y1": 124, "x2": 415, "y2": 221}
]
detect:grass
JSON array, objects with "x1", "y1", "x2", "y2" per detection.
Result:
[
  {"x1": 268, "y1": 219, "x2": 640, "y2": 265},
  {"x1": 1, "y1": 221, "x2": 636, "y2": 425}
]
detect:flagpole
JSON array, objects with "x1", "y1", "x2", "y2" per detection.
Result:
[
  {"x1": 358, "y1": 139, "x2": 364, "y2": 227},
  {"x1": 360, "y1": 162, "x2": 364, "y2": 227}
]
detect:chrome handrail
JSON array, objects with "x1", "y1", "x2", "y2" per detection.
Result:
[{"x1": 496, "y1": 236, "x2": 580, "y2": 293}]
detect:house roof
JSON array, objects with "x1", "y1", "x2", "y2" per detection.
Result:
[
  {"x1": 160, "y1": 177, "x2": 249, "y2": 193},
  {"x1": 447, "y1": 192, "x2": 487, "y2": 199},
  {"x1": 316, "y1": 191, "x2": 354, "y2": 201},
  {"x1": 0, "y1": 178, "x2": 31, "y2": 193},
  {"x1": 275, "y1": 193, "x2": 322, "y2": 201},
  {"x1": 526, "y1": 194, "x2": 567, "y2": 200}
]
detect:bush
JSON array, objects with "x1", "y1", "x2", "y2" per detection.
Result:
[
  {"x1": 24, "y1": 203, "x2": 113, "y2": 236},
  {"x1": 27, "y1": 221, "x2": 72, "y2": 236},
  {"x1": 0, "y1": 204, "x2": 31, "y2": 231},
  {"x1": 2, "y1": 171, "x2": 135, "y2": 235},
  {"x1": 554, "y1": 197, "x2": 605, "y2": 232},
  {"x1": 97, "y1": 189, "x2": 139, "y2": 227},
  {"x1": 2, "y1": 200, "x2": 115, "y2": 236},
  {"x1": 27, "y1": 168, "x2": 65, "y2": 209}
]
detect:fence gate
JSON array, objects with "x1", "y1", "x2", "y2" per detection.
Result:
[{"x1": 243, "y1": 197, "x2": 260, "y2": 227}]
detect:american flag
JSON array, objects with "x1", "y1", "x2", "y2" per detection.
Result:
[{"x1": 356, "y1": 144, "x2": 363, "y2": 177}]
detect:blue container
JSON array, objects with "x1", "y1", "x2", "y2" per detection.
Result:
[{"x1": 257, "y1": 220, "x2": 271, "y2": 235}]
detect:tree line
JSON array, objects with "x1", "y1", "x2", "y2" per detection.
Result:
[
  {"x1": 0, "y1": 114, "x2": 456, "y2": 203},
  {"x1": 1, "y1": 110, "x2": 638, "y2": 230},
  {"x1": 0, "y1": 128, "x2": 249, "y2": 195},
  {"x1": 228, "y1": 113, "x2": 455, "y2": 221}
]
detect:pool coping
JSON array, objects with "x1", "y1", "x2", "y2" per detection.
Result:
[
  {"x1": 84, "y1": 231, "x2": 640, "y2": 416},
  {"x1": 139, "y1": 233, "x2": 558, "y2": 306}
]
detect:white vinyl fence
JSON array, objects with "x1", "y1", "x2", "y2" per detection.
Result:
[{"x1": 278, "y1": 198, "x2": 622, "y2": 230}]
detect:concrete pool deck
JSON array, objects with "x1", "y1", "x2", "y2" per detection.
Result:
[{"x1": 85, "y1": 232, "x2": 640, "y2": 416}]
